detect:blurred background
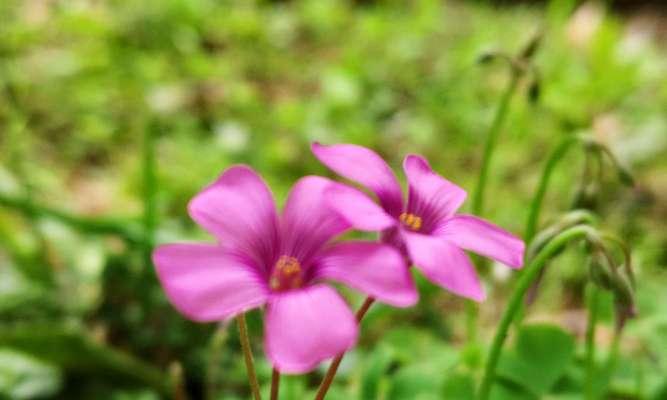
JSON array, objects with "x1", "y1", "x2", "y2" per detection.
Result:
[{"x1": 1, "y1": 0, "x2": 666, "y2": 399}]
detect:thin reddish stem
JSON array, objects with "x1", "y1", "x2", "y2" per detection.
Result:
[
  {"x1": 314, "y1": 296, "x2": 375, "y2": 400},
  {"x1": 270, "y1": 368, "x2": 280, "y2": 400}
]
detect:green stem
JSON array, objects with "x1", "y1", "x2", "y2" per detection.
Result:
[
  {"x1": 315, "y1": 296, "x2": 375, "y2": 400},
  {"x1": 206, "y1": 324, "x2": 229, "y2": 400},
  {"x1": 270, "y1": 368, "x2": 280, "y2": 400},
  {"x1": 586, "y1": 285, "x2": 601, "y2": 400},
  {"x1": 603, "y1": 326, "x2": 622, "y2": 398},
  {"x1": 236, "y1": 314, "x2": 262, "y2": 400},
  {"x1": 471, "y1": 72, "x2": 520, "y2": 217},
  {"x1": 524, "y1": 135, "x2": 581, "y2": 242},
  {"x1": 467, "y1": 70, "x2": 521, "y2": 342},
  {"x1": 477, "y1": 225, "x2": 595, "y2": 400},
  {"x1": 142, "y1": 120, "x2": 158, "y2": 269}
]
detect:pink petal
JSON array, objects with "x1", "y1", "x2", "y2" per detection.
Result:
[
  {"x1": 325, "y1": 184, "x2": 397, "y2": 231},
  {"x1": 281, "y1": 176, "x2": 350, "y2": 263},
  {"x1": 153, "y1": 244, "x2": 268, "y2": 322},
  {"x1": 265, "y1": 284, "x2": 358, "y2": 373},
  {"x1": 402, "y1": 231, "x2": 485, "y2": 302},
  {"x1": 434, "y1": 215, "x2": 525, "y2": 269},
  {"x1": 313, "y1": 241, "x2": 417, "y2": 307},
  {"x1": 188, "y1": 166, "x2": 279, "y2": 269},
  {"x1": 312, "y1": 142, "x2": 403, "y2": 216},
  {"x1": 403, "y1": 155, "x2": 467, "y2": 231}
]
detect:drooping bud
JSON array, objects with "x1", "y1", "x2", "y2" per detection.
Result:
[
  {"x1": 518, "y1": 31, "x2": 543, "y2": 61},
  {"x1": 571, "y1": 180, "x2": 600, "y2": 211},
  {"x1": 477, "y1": 51, "x2": 499, "y2": 65},
  {"x1": 528, "y1": 77, "x2": 541, "y2": 104},
  {"x1": 588, "y1": 248, "x2": 615, "y2": 290},
  {"x1": 527, "y1": 210, "x2": 597, "y2": 260}
]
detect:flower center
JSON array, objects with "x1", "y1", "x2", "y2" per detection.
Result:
[
  {"x1": 269, "y1": 255, "x2": 303, "y2": 291},
  {"x1": 399, "y1": 212, "x2": 422, "y2": 231}
]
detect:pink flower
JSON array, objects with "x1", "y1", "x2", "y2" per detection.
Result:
[
  {"x1": 152, "y1": 166, "x2": 417, "y2": 373},
  {"x1": 312, "y1": 143, "x2": 525, "y2": 302}
]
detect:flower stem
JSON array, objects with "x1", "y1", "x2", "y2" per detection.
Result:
[
  {"x1": 314, "y1": 296, "x2": 375, "y2": 400},
  {"x1": 524, "y1": 135, "x2": 581, "y2": 243},
  {"x1": 270, "y1": 368, "x2": 280, "y2": 400},
  {"x1": 466, "y1": 69, "x2": 521, "y2": 342},
  {"x1": 585, "y1": 284, "x2": 601, "y2": 400},
  {"x1": 471, "y1": 71, "x2": 520, "y2": 217},
  {"x1": 477, "y1": 225, "x2": 595, "y2": 400},
  {"x1": 236, "y1": 314, "x2": 262, "y2": 400},
  {"x1": 142, "y1": 120, "x2": 159, "y2": 270}
]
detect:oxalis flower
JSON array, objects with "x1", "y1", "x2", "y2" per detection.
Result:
[
  {"x1": 152, "y1": 166, "x2": 417, "y2": 373},
  {"x1": 312, "y1": 143, "x2": 525, "y2": 301}
]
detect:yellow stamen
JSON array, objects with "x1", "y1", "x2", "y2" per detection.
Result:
[
  {"x1": 271, "y1": 256, "x2": 303, "y2": 291},
  {"x1": 399, "y1": 212, "x2": 422, "y2": 231}
]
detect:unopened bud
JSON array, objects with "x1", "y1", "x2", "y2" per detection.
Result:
[
  {"x1": 477, "y1": 51, "x2": 499, "y2": 65},
  {"x1": 616, "y1": 164, "x2": 635, "y2": 187},
  {"x1": 518, "y1": 32, "x2": 543, "y2": 61},
  {"x1": 588, "y1": 250, "x2": 615, "y2": 290},
  {"x1": 528, "y1": 78, "x2": 541, "y2": 104},
  {"x1": 571, "y1": 181, "x2": 599, "y2": 211},
  {"x1": 527, "y1": 211, "x2": 597, "y2": 260}
]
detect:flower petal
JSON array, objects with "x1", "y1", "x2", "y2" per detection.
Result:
[
  {"x1": 153, "y1": 244, "x2": 268, "y2": 322},
  {"x1": 265, "y1": 284, "x2": 358, "y2": 373},
  {"x1": 281, "y1": 176, "x2": 350, "y2": 263},
  {"x1": 435, "y1": 215, "x2": 525, "y2": 269},
  {"x1": 403, "y1": 155, "x2": 467, "y2": 231},
  {"x1": 188, "y1": 166, "x2": 279, "y2": 268},
  {"x1": 313, "y1": 241, "x2": 417, "y2": 307},
  {"x1": 326, "y1": 184, "x2": 397, "y2": 231},
  {"x1": 312, "y1": 142, "x2": 403, "y2": 216},
  {"x1": 402, "y1": 232, "x2": 485, "y2": 302}
]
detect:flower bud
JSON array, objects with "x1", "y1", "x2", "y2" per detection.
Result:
[
  {"x1": 528, "y1": 78, "x2": 541, "y2": 104},
  {"x1": 518, "y1": 32, "x2": 543, "y2": 61},
  {"x1": 588, "y1": 249, "x2": 615, "y2": 290},
  {"x1": 571, "y1": 181, "x2": 599, "y2": 211}
]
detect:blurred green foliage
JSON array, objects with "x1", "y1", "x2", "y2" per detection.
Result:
[{"x1": 0, "y1": 0, "x2": 666, "y2": 399}]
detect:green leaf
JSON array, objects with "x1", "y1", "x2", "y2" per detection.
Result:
[
  {"x1": 442, "y1": 372, "x2": 475, "y2": 400},
  {"x1": 0, "y1": 348, "x2": 62, "y2": 399},
  {"x1": 360, "y1": 347, "x2": 394, "y2": 400},
  {"x1": 0, "y1": 323, "x2": 170, "y2": 395},
  {"x1": 387, "y1": 365, "x2": 441, "y2": 400},
  {"x1": 497, "y1": 324, "x2": 576, "y2": 396}
]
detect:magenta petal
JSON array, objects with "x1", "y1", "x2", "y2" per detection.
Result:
[
  {"x1": 402, "y1": 231, "x2": 485, "y2": 302},
  {"x1": 265, "y1": 284, "x2": 358, "y2": 373},
  {"x1": 403, "y1": 155, "x2": 467, "y2": 228},
  {"x1": 188, "y1": 166, "x2": 279, "y2": 267},
  {"x1": 281, "y1": 176, "x2": 350, "y2": 262},
  {"x1": 153, "y1": 244, "x2": 268, "y2": 322},
  {"x1": 312, "y1": 142, "x2": 403, "y2": 216},
  {"x1": 435, "y1": 215, "x2": 525, "y2": 269},
  {"x1": 314, "y1": 241, "x2": 417, "y2": 307},
  {"x1": 326, "y1": 184, "x2": 397, "y2": 231}
]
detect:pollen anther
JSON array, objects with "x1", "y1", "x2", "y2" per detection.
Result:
[
  {"x1": 270, "y1": 256, "x2": 303, "y2": 291},
  {"x1": 399, "y1": 212, "x2": 422, "y2": 231}
]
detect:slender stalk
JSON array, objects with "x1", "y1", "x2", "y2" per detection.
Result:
[
  {"x1": 585, "y1": 285, "x2": 601, "y2": 400},
  {"x1": 206, "y1": 324, "x2": 229, "y2": 400},
  {"x1": 466, "y1": 70, "x2": 521, "y2": 342},
  {"x1": 236, "y1": 314, "x2": 262, "y2": 400},
  {"x1": 477, "y1": 225, "x2": 595, "y2": 399},
  {"x1": 524, "y1": 135, "x2": 580, "y2": 242},
  {"x1": 142, "y1": 120, "x2": 159, "y2": 272},
  {"x1": 471, "y1": 71, "x2": 521, "y2": 216},
  {"x1": 314, "y1": 296, "x2": 375, "y2": 400},
  {"x1": 270, "y1": 368, "x2": 280, "y2": 400}
]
